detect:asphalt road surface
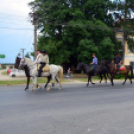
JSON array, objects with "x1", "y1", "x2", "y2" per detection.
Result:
[{"x1": 0, "y1": 82, "x2": 134, "y2": 134}]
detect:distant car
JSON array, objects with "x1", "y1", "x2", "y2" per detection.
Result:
[
  {"x1": 7, "y1": 69, "x2": 18, "y2": 74},
  {"x1": 7, "y1": 69, "x2": 11, "y2": 74},
  {"x1": 9, "y1": 70, "x2": 25, "y2": 77}
]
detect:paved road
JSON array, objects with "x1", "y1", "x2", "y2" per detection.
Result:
[{"x1": 0, "y1": 83, "x2": 134, "y2": 134}]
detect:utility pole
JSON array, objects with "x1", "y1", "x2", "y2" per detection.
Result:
[
  {"x1": 29, "y1": 12, "x2": 38, "y2": 60},
  {"x1": 20, "y1": 49, "x2": 26, "y2": 58}
]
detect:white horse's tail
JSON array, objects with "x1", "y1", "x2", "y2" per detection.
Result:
[{"x1": 57, "y1": 65, "x2": 63, "y2": 83}]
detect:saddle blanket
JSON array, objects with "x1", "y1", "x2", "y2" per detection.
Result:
[
  {"x1": 115, "y1": 64, "x2": 125, "y2": 71},
  {"x1": 37, "y1": 64, "x2": 50, "y2": 72}
]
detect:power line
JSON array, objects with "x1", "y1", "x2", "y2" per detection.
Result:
[
  {"x1": 0, "y1": 27, "x2": 33, "y2": 31},
  {"x1": 1, "y1": 50, "x2": 20, "y2": 53}
]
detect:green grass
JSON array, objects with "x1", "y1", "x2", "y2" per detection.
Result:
[
  {"x1": 0, "y1": 78, "x2": 47, "y2": 85},
  {"x1": 0, "y1": 78, "x2": 70, "y2": 85},
  {"x1": 1, "y1": 71, "x2": 7, "y2": 75}
]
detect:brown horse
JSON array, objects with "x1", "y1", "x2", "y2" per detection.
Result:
[
  {"x1": 101, "y1": 59, "x2": 133, "y2": 86},
  {"x1": 14, "y1": 57, "x2": 51, "y2": 90}
]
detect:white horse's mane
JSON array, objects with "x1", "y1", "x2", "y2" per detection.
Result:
[{"x1": 25, "y1": 57, "x2": 34, "y2": 64}]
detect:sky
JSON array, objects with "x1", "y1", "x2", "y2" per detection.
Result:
[{"x1": 0, "y1": 0, "x2": 34, "y2": 64}]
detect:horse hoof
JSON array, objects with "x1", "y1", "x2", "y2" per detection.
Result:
[
  {"x1": 46, "y1": 87, "x2": 50, "y2": 91},
  {"x1": 31, "y1": 88, "x2": 35, "y2": 91},
  {"x1": 59, "y1": 88, "x2": 62, "y2": 90},
  {"x1": 52, "y1": 83, "x2": 55, "y2": 87},
  {"x1": 38, "y1": 86, "x2": 42, "y2": 89}
]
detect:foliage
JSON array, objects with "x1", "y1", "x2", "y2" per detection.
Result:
[
  {"x1": 127, "y1": 38, "x2": 134, "y2": 53},
  {"x1": 29, "y1": 0, "x2": 122, "y2": 67},
  {"x1": 10, "y1": 66, "x2": 13, "y2": 69},
  {"x1": 1, "y1": 65, "x2": 6, "y2": 69},
  {"x1": 25, "y1": 52, "x2": 31, "y2": 58},
  {"x1": 112, "y1": 0, "x2": 134, "y2": 53}
]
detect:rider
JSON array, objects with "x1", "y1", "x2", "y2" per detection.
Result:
[
  {"x1": 34, "y1": 50, "x2": 41, "y2": 63},
  {"x1": 90, "y1": 53, "x2": 98, "y2": 75},
  {"x1": 112, "y1": 53, "x2": 122, "y2": 74},
  {"x1": 37, "y1": 50, "x2": 49, "y2": 77}
]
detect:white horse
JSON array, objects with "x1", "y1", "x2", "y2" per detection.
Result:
[{"x1": 19, "y1": 57, "x2": 63, "y2": 91}]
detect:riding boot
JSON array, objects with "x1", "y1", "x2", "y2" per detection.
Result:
[
  {"x1": 117, "y1": 69, "x2": 120, "y2": 75},
  {"x1": 38, "y1": 70, "x2": 42, "y2": 77},
  {"x1": 117, "y1": 64, "x2": 120, "y2": 74}
]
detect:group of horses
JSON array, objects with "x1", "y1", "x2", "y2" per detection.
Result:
[
  {"x1": 15, "y1": 57, "x2": 133, "y2": 91},
  {"x1": 76, "y1": 59, "x2": 133, "y2": 87}
]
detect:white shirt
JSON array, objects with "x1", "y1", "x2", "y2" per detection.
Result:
[
  {"x1": 34, "y1": 54, "x2": 41, "y2": 63},
  {"x1": 37, "y1": 53, "x2": 49, "y2": 64}
]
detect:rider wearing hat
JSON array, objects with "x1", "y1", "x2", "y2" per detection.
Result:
[
  {"x1": 37, "y1": 50, "x2": 49, "y2": 77},
  {"x1": 112, "y1": 53, "x2": 122, "y2": 74}
]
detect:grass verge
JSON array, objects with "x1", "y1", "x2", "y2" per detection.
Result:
[
  {"x1": 1, "y1": 71, "x2": 7, "y2": 75},
  {"x1": 0, "y1": 78, "x2": 70, "y2": 85}
]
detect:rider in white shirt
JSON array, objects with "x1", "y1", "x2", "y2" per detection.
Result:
[
  {"x1": 34, "y1": 50, "x2": 41, "y2": 63},
  {"x1": 37, "y1": 50, "x2": 49, "y2": 77}
]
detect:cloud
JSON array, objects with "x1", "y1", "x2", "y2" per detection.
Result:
[
  {"x1": 0, "y1": 0, "x2": 32, "y2": 16},
  {"x1": 0, "y1": 0, "x2": 34, "y2": 63}
]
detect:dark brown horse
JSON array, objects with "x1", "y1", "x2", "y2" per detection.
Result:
[
  {"x1": 101, "y1": 59, "x2": 133, "y2": 86},
  {"x1": 76, "y1": 63, "x2": 109, "y2": 87},
  {"x1": 14, "y1": 57, "x2": 51, "y2": 90}
]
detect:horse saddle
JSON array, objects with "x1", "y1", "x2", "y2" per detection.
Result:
[
  {"x1": 37, "y1": 64, "x2": 50, "y2": 72},
  {"x1": 115, "y1": 64, "x2": 125, "y2": 71}
]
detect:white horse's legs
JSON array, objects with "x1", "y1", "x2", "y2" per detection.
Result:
[
  {"x1": 46, "y1": 83, "x2": 52, "y2": 91},
  {"x1": 55, "y1": 76, "x2": 62, "y2": 90},
  {"x1": 31, "y1": 77, "x2": 37, "y2": 91},
  {"x1": 51, "y1": 75, "x2": 56, "y2": 87}
]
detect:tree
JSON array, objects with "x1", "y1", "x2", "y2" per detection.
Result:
[
  {"x1": 29, "y1": 0, "x2": 121, "y2": 69},
  {"x1": 25, "y1": 52, "x2": 31, "y2": 58},
  {"x1": 112, "y1": 0, "x2": 134, "y2": 63}
]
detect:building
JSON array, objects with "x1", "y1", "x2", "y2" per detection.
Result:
[{"x1": 115, "y1": 29, "x2": 134, "y2": 68}]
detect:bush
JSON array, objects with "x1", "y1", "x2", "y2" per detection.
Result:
[
  {"x1": 10, "y1": 66, "x2": 13, "y2": 69},
  {"x1": 1, "y1": 65, "x2": 6, "y2": 69}
]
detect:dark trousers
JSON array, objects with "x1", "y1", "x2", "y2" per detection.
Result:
[
  {"x1": 93, "y1": 64, "x2": 97, "y2": 70},
  {"x1": 116, "y1": 64, "x2": 120, "y2": 72},
  {"x1": 38, "y1": 62, "x2": 46, "y2": 77}
]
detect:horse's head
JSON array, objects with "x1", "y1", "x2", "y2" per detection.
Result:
[
  {"x1": 19, "y1": 58, "x2": 26, "y2": 69},
  {"x1": 101, "y1": 59, "x2": 111, "y2": 66},
  {"x1": 76, "y1": 63, "x2": 83, "y2": 70},
  {"x1": 14, "y1": 57, "x2": 21, "y2": 68}
]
